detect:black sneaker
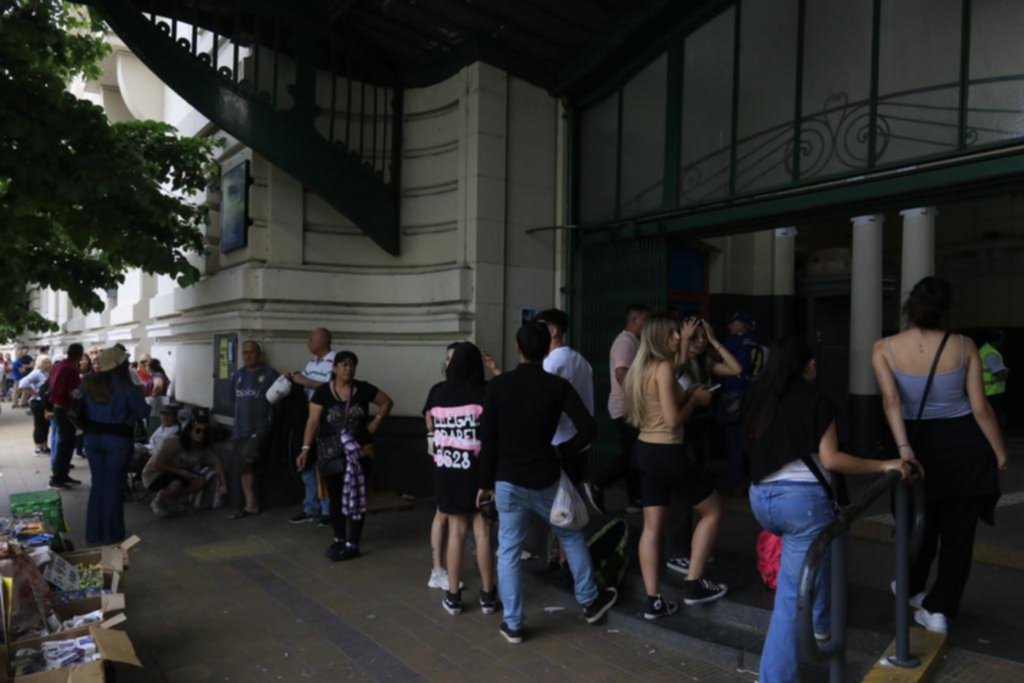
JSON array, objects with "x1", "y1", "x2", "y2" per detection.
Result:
[
  {"x1": 338, "y1": 544, "x2": 361, "y2": 561},
  {"x1": 499, "y1": 622, "x2": 523, "y2": 644},
  {"x1": 643, "y1": 595, "x2": 679, "y2": 620},
  {"x1": 317, "y1": 516, "x2": 331, "y2": 528},
  {"x1": 683, "y1": 578, "x2": 728, "y2": 606},
  {"x1": 48, "y1": 479, "x2": 70, "y2": 491},
  {"x1": 479, "y1": 589, "x2": 500, "y2": 615},
  {"x1": 63, "y1": 477, "x2": 82, "y2": 486},
  {"x1": 288, "y1": 512, "x2": 315, "y2": 525},
  {"x1": 325, "y1": 541, "x2": 347, "y2": 561},
  {"x1": 442, "y1": 590, "x2": 462, "y2": 616},
  {"x1": 583, "y1": 587, "x2": 618, "y2": 624}
]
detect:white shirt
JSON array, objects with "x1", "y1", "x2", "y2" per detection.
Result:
[
  {"x1": 147, "y1": 424, "x2": 180, "y2": 455},
  {"x1": 544, "y1": 346, "x2": 595, "y2": 446},
  {"x1": 607, "y1": 330, "x2": 639, "y2": 419},
  {"x1": 18, "y1": 369, "x2": 49, "y2": 392},
  {"x1": 760, "y1": 454, "x2": 832, "y2": 485},
  {"x1": 302, "y1": 351, "x2": 336, "y2": 401}
]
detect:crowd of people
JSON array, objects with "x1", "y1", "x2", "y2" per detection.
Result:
[{"x1": 0, "y1": 276, "x2": 1010, "y2": 671}]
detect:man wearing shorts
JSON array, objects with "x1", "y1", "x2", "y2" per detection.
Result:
[{"x1": 228, "y1": 340, "x2": 279, "y2": 518}]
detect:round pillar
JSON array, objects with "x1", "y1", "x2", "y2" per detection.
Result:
[
  {"x1": 899, "y1": 207, "x2": 937, "y2": 309},
  {"x1": 848, "y1": 214, "x2": 884, "y2": 454},
  {"x1": 773, "y1": 227, "x2": 797, "y2": 337}
]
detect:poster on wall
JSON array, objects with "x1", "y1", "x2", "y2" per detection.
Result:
[
  {"x1": 212, "y1": 333, "x2": 238, "y2": 416},
  {"x1": 220, "y1": 160, "x2": 251, "y2": 253}
]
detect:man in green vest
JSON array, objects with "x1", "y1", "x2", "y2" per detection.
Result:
[{"x1": 980, "y1": 330, "x2": 1009, "y2": 428}]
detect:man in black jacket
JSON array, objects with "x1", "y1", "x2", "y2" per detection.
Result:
[{"x1": 477, "y1": 322, "x2": 618, "y2": 644}]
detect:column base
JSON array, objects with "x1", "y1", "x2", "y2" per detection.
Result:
[{"x1": 845, "y1": 393, "x2": 887, "y2": 457}]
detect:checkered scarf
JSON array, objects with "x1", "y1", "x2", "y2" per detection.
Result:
[{"x1": 339, "y1": 429, "x2": 366, "y2": 520}]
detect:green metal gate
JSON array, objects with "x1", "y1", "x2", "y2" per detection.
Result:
[{"x1": 577, "y1": 236, "x2": 667, "y2": 477}]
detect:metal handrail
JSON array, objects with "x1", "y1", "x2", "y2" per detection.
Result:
[{"x1": 796, "y1": 469, "x2": 926, "y2": 683}]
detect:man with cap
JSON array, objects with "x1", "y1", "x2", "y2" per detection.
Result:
[{"x1": 719, "y1": 312, "x2": 764, "y2": 491}]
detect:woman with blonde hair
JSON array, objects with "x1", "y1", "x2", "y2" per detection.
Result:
[{"x1": 623, "y1": 314, "x2": 727, "y2": 619}]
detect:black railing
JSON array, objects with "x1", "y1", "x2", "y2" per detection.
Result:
[{"x1": 797, "y1": 469, "x2": 926, "y2": 683}]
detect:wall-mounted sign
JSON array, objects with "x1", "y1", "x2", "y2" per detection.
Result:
[{"x1": 220, "y1": 160, "x2": 251, "y2": 253}]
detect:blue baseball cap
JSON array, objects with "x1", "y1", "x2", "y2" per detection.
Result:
[{"x1": 728, "y1": 311, "x2": 756, "y2": 328}]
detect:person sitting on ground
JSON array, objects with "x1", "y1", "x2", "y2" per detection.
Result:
[
  {"x1": 227, "y1": 341, "x2": 279, "y2": 519},
  {"x1": 747, "y1": 337, "x2": 910, "y2": 683},
  {"x1": 134, "y1": 404, "x2": 181, "y2": 460},
  {"x1": 142, "y1": 414, "x2": 227, "y2": 517},
  {"x1": 20, "y1": 356, "x2": 53, "y2": 455},
  {"x1": 477, "y1": 322, "x2": 617, "y2": 645},
  {"x1": 425, "y1": 342, "x2": 498, "y2": 616},
  {"x1": 622, "y1": 314, "x2": 727, "y2": 619}
]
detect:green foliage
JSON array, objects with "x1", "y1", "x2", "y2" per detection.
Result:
[{"x1": 0, "y1": 0, "x2": 216, "y2": 341}]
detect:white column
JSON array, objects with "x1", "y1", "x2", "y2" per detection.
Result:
[
  {"x1": 850, "y1": 214, "x2": 884, "y2": 396},
  {"x1": 899, "y1": 206, "x2": 936, "y2": 307},
  {"x1": 773, "y1": 227, "x2": 797, "y2": 297}
]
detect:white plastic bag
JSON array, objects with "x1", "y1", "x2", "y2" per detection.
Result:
[
  {"x1": 549, "y1": 470, "x2": 590, "y2": 530},
  {"x1": 265, "y1": 375, "x2": 292, "y2": 405}
]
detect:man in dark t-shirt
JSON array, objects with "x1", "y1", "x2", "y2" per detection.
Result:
[
  {"x1": 227, "y1": 341, "x2": 279, "y2": 518},
  {"x1": 477, "y1": 322, "x2": 617, "y2": 644}
]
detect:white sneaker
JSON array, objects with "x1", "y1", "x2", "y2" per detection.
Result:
[
  {"x1": 150, "y1": 497, "x2": 170, "y2": 518},
  {"x1": 914, "y1": 608, "x2": 948, "y2": 634},
  {"x1": 428, "y1": 569, "x2": 450, "y2": 591},
  {"x1": 889, "y1": 580, "x2": 926, "y2": 609}
]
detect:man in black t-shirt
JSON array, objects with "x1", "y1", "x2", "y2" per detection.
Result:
[{"x1": 477, "y1": 322, "x2": 618, "y2": 644}]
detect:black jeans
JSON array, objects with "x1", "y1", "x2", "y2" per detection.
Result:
[
  {"x1": 325, "y1": 456, "x2": 374, "y2": 547},
  {"x1": 910, "y1": 496, "x2": 985, "y2": 618},
  {"x1": 51, "y1": 407, "x2": 76, "y2": 481},
  {"x1": 595, "y1": 418, "x2": 642, "y2": 502},
  {"x1": 30, "y1": 400, "x2": 50, "y2": 445}
]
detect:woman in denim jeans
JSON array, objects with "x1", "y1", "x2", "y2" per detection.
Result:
[{"x1": 744, "y1": 338, "x2": 909, "y2": 683}]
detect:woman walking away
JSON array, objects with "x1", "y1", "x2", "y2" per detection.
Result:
[
  {"x1": 623, "y1": 314, "x2": 726, "y2": 619},
  {"x1": 81, "y1": 347, "x2": 151, "y2": 544},
  {"x1": 873, "y1": 277, "x2": 1005, "y2": 635},
  {"x1": 747, "y1": 337, "x2": 910, "y2": 683},
  {"x1": 425, "y1": 343, "x2": 498, "y2": 616},
  {"x1": 297, "y1": 351, "x2": 393, "y2": 561}
]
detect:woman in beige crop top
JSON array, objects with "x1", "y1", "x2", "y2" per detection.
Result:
[{"x1": 622, "y1": 315, "x2": 727, "y2": 616}]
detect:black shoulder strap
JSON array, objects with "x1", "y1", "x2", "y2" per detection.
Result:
[
  {"x1": 799, "y1": 451, "x2": 841, "y2": 515},
  {"x1": 916, "y1": 331, "x2": 952, "y2": 423}
]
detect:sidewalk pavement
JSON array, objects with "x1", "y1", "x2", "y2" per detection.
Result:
[{"x1": 0, "y1": 408, "x2": 755, "y2": 683}]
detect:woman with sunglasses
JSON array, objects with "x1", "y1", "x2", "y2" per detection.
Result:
[
  {"x1": 298, "y1": 351, "x2": 393, "y2": 561},
  {"x1": 81, "y1": 347, "x2": 150, "y2": 543},
  {"x1": 142, "y1": 413, "x2": 227, "y2": 517}
]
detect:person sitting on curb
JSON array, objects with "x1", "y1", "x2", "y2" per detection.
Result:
[
  {"x1": 134, "y1": 405, "x2": 181, "y2": 461},
  {"x1": 142, "y1": 413, "x2": 227, "y2": 517}
]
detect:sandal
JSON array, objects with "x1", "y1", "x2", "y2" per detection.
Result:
[{"x1": 228, "y1": 509, "x2": 259, "y2": 520}]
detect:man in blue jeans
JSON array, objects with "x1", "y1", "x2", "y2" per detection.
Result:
[
  {"x1": 287, "y1": 328, "x2": 334, "y2": 525},
  {"x1": 477, "y1": 322, "x2": 618, "y2": 644}
]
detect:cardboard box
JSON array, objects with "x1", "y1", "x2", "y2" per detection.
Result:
[
  {"x1": 9, "y1": 493, "x2": 67, "y2": 535},
  {"x1": 9, "y1": 621, "x2": 139, "y2": 682},
  {"x1": 60, "y1": 536, "x2": 139, "y2": 574}
]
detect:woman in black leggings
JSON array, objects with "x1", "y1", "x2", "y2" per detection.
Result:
[{"x1": 297, "y1": 352, "x2": 393, "y2": 561}]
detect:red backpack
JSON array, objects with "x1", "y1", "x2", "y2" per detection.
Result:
[{"x1": 756, "y1": 530, "x2": 782, "y2": 590}]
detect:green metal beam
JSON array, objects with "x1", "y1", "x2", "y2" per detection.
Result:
[
  {"x1": 95, "y1": 0, "x2": 401, "y2": 254},
  {"x1": 578, "y1": 150, "x2": 1024, "y2": 246}
]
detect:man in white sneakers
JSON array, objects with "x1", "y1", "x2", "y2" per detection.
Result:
[{"x1": 287, "y1": 328, "x2": 334, "y2": 526}]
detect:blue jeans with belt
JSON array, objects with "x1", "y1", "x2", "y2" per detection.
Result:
[
  {"x1": 749, "y1": 481, "x2": 832, "y2": 683},
  {"x1": 496, "y1": 480, "x2": 598, "y2": 630},
  {"x1": 85, "y1": 434, "x2": 133, "y2": 544}
]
